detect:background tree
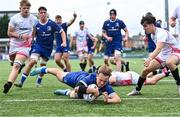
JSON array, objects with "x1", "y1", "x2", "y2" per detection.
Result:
[{"x1": 0, "y1": 14, "x2": 9, "y2": 38}]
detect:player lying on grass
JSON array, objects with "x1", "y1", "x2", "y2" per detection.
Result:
[
  {"x1": 109, "y1": 67, "x2": 170, "y2": 86},
  {"x1": 30, "y1": 65, "x2": 121, "y2": 104}
]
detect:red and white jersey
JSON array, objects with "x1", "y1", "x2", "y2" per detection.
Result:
[
  {"x1": 153, "y1": 28, "x2": 178, "y2": 62},
  {"x1": 111, "y1": 71, "x2": 139, "y2": 86},
  {"x1": 74, "y1": 28, "x2": 90, "y2": 51},
  {"x1": 9, "y1": 13, "x2": 37, "y2": 48}
]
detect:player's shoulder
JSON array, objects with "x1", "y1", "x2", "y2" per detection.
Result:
[
  {"x1": 116, "y1": 18, "x2": 125, "y2": 23},
  {"x1": 62, "y1": 22, "x2": 67, "y2": 26},
  {"x1": 11, "y1": 13, "x2": 21, "y2": 19},
  {"x1": 48, "y1": 19, "x2": 55, "y2": 23},
  {"x1": 29, "y1": 14, "x2": 37, "y2": 20},
  {"x1": 156, "y1": 28, "x2": 167, "y2": 35},
  {"x1": 104, "y1": 19, "x2": 110, "y2": 23}
]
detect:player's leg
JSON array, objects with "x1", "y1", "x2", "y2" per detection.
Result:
[
  {"x1": 35, "y1": 57, "x2": 48, "y2": 87},
  {"x1": 54, "y1": 52, "x2": 65, "y2": 70},
  {"x1": 30, "y1": 67, "x2": 65, "y2": 82},
  {"x1": 3, "y1": 54, "x2": 27, "y2": 94},
  {"x1": 88, "y1": 53, "x2": 95, "y2": 73},
  {"x1": 145, "y1": 67, "x2": 169, "y2": 85},
  {"x1": 104, "y1": 56, "x2": 109, "y2": 66},
  {"x1": 145, "y1": 73, "x2": 166, "y2": 85},
  {"x1": 62, "y1": 52, "x2": 71, "y2": 72},
  {"x1": 14, "y1": 53, "x2": 39, "y2": 88},
  {"x1": 166, "y1": 54, "x2": 180, "y2": 94},
  {"x1": 114, "y1": 50, "x2": 122, "y2": 72},
  {"x1": 8, "y1": 54, "x2": 16, "y2": 66},
  {"x1": 128, "y1": 59, "x2": 161, "y2": 96},
  {"x1": 122, "y1": 59, "x2": 130, "y2": 72}
]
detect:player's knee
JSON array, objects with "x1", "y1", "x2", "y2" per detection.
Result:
[
  {"x1": 13, "y1": 60, "x2": 23, "y2": 70},
  {"x1": 28, "y1": 60, "x2": 37, "y2": 68},
  {"x1": 166, "y1": 60, "x2": 174, "y2": 68},
  {"x1": 55, "y1": 57, "x2": 60, "y2": 62},
  {"x1": 13, "y1": 63, "x2": 21, "y2": 70}
]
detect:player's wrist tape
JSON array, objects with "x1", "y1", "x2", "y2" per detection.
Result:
[{"x1": 78, "y1": 85, "x2": 87, "y2": 94}]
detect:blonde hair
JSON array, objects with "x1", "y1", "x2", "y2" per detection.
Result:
[
  {"x1": 98, "y1": 65, "x2": 112, "y2": 77},
  {"x1": 20, "y1": 0, "x2": 31, "y2": 7}
]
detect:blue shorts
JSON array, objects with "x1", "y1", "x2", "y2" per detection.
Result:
[
  {"x1": 104, "y1": 44, "x2": 122, "y2": 57},
  {"x1": 63, "y1": 72, "x2": 78, "y2": 88},
  {"x1": 56, "y1": 45, "x2": 70, "y2": 53},
  {"x1": 30, "y1": 44, "x2": 52, "y2": 60},
  {"x1": 88, "y1": 48, "x2": 95, "y2": 54}
]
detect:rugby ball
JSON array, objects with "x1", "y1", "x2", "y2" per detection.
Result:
[{"x1": 83, "y1": 84, "x2": 97, "y2": 102}]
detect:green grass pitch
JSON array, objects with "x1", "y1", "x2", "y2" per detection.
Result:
[{"x1": 1, "y1": 58, "x2": 180, "y2": 116}]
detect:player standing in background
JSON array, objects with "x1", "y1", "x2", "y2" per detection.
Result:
[
  {"x1": 3, "y1": 0, "x2": 37, "y2": 94},
  {"x1": 54, "y1": 12, "x2": 77, "y2": 72},
  {"x1": 14, "y1": 6, "x2": 66, "y2": 88},
  {"x1": 86, "y1": 34, "x2": 98, "y2": 73},
  {"x1": 102, "y1": 9, "x2": 129, "y2": 72},
  {"x1": 73, "y1": 21, "x2": 94, "y2": 71}
]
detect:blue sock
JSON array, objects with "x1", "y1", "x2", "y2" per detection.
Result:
[
  {"x1": 41, "y1": 67, "x2": 47, "y2": 74},
  {"x1": 20, "y1": 73, "x2": 28, "y2": 85},
  {"x1": 36, "y1": 76, "x2": 42, "y2": 84}
]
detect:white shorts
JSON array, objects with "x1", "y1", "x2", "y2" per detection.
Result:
[
  {"x1": 128, "y1": 71, "x2": 140, "y2": 85},
  {"x1": 9, "y1": 45, "x2": 31, "y2": 57},
  {"x1": 30, "y1": 53, "x2": 48, "y2": 64},
  {"x1": 114, "y1": 50, "x2": 122, "y2": 57},
  {"x1": 155, "y1": 51, "x2": 172, "y2": 67},
  {"x1": 77, "y1": 46, "x2": 88, "y2": 53}
]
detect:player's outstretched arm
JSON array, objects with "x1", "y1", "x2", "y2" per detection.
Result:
[
  {"x1": 68, "y1": 12, "x2": 77, "y2": 26},
  {"x1": 103, "y1": 92, "x2": 121, "y2": 104}
]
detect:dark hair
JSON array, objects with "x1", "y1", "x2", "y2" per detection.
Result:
[
  {"x1": 141, "y1": 15, "x2": 156, "y2": 25},
  {"x1": 38, "y1": 6, "x2": 47, "y2": 12},
  {"x1": 79, "y1": 20, "x2": 85, "y2": 25},
  {"x1": 145, "y1": 12, "x2": 153, "y2": 16},
  {"x1": 55, "y1": 15, "x2": 62, "y2": 19},
  {"x1": 109, "y1": 9, "x2": 117, "y2": 15}
]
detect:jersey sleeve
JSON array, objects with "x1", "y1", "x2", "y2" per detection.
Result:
[
  {"x1": 172, "y1": 6, "x2": 179, "y2": 18},
  {"x1": 105, "y1": 84, "x2": 115, "y2": 95},
  {"x1": 119, "y1": 20, "x2": 127, "y2": 30},
  {"x1": 8, "y1": 16, "x2": 16, "y2": 28},
  {"x1": 102, "y1": 21, "x2": 107, "y2": 31},
  {"x1": 156, "y1": 29, "x2": 168, "y2": 43},
  {"x1": 31, "y1": 15, "x2": 38, "y2": 27},
  {"x1": 53, "y1": 21, "x2": 63, "y2": 33},
  {"x1": 78, "y1": 73, "x2": 96, "y2": 86}
]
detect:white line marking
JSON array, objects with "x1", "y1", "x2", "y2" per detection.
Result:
[{"x1": 2, "y1": 97, "x2": 180, "y2": 102}]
